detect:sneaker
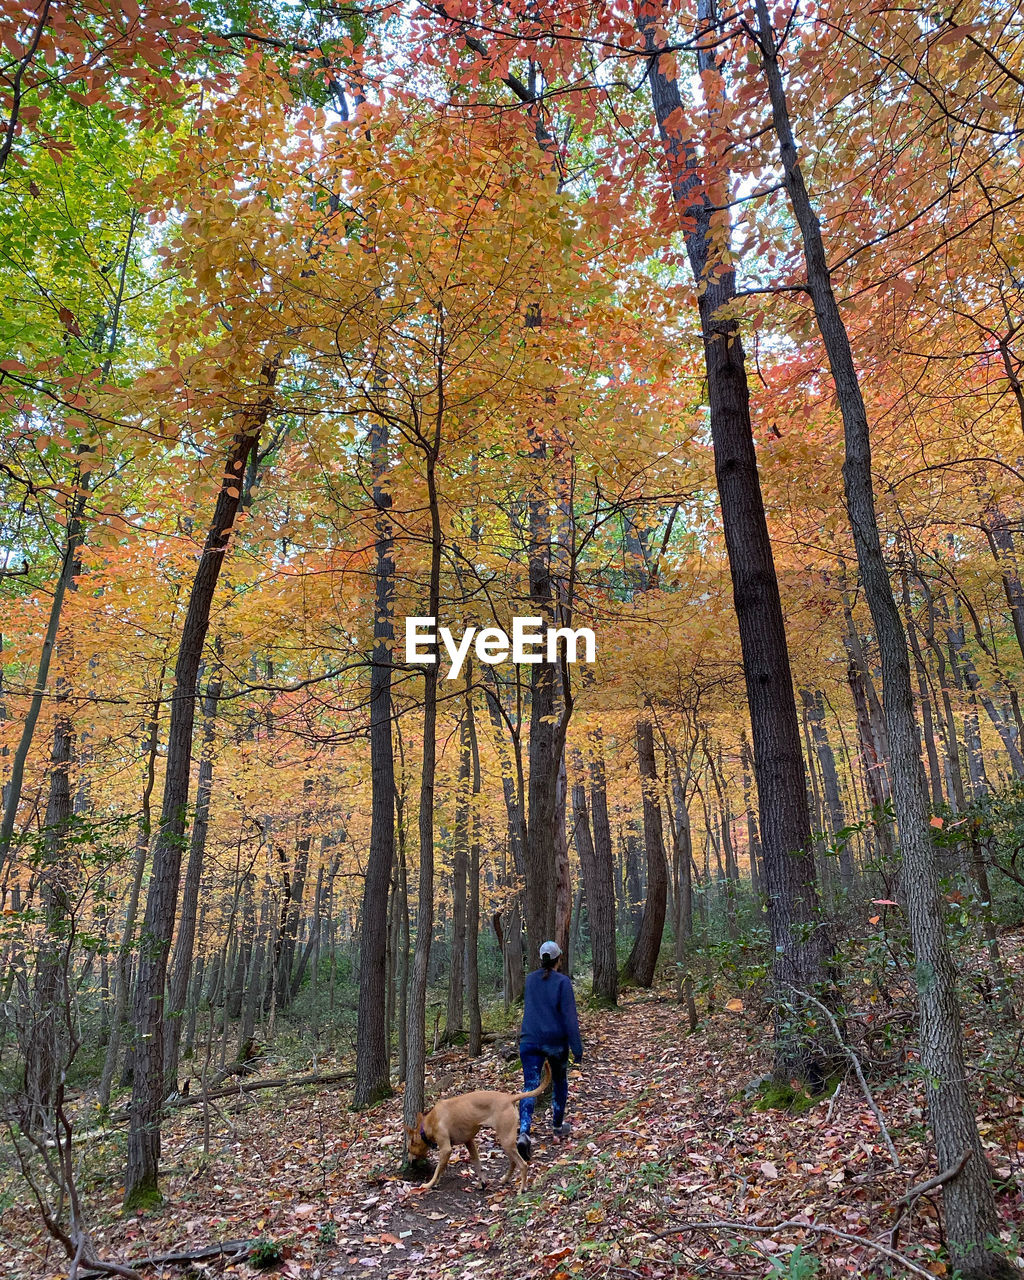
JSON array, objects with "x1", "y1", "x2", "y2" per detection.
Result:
[
  {"x1": 516, "y1": 1131, "x2": 532, "y2": 1162},
  {"x1": 552, "y1": 1120, "x2": 570, "y2": 1142}
]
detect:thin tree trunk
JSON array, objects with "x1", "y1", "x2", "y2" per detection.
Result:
[
  {"x1": 900, "y1": 578, "x2": 946, "y2": 811},
  {"x1": 445, "y1": 693, "x2": 471, "y2": 1043},
  {"x1": 983, "y1": 507, "x2": 1024, "y2": 663},
  {"x1": 621, "y1": 718, "x2": 668, "y2": 987},
  {"x1": 466, "y1": 681, "x2": 483, "y2": 1057},
  {"x1": 483, "y1": 673, "x2": 526, "y2": 1000},
  {"x1": 0, "y1": 470, "x2": 89, "y2": 885},
  {"x1": 403, "y1": 441, "x2": 442, "y2": 1135},
  {"x1": 22, "y1": 707, "x2": 75, "y2": 1131},
  {"x1": 98, "y1": 676, "x2": 166, "y2": 1112},
  {"x1": 801, "y1": 690, "x2": 853, "y2": 890},
  {"x1": 553, "y1": 752, "x2": 572, "y2": 957},
  {"x1": 524, "y1": 438, "x2": 561, "y2": 958},
  {"x1": 164, "y1": 661, "x2": 222, "y2": 1092},
  {"x1": 571, "y1": 747, "x2": 617, "y2": 1005},
  {"x1": 754, "y1": 17, "x2": 1011, "y2": 1272},
  {"x1": 639, "y1": 0, "x2": 827, "y2": 1077},
  {"x1": 124, "y1": 406, "x2": 270, "y2": 1211},
  {"x1": 669, "y1": 751, "x2": 698, "y2": 1028}
]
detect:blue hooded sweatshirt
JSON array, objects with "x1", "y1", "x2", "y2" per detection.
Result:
[{"x1": 520, "y1": 968, "x2": 583, "y2": 1060}]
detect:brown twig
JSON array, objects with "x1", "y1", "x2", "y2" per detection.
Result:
[
  {"x1": 897, "y1": 1149, "x2": 973, "y2": 1206},
  {"x1": 662, "y1": 1217, "x2": 936, "y2": 1278},
  {"x1": 786, "y1": 984, "x2": 901, "y2": 1170},
  {"x1": 81, "y1": 1239, "x2": 257, "y2": 1275}
]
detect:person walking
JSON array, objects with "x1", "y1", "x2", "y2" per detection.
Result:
[{"x1": 516, "y1": 940, "x2": 583, "y2": 1160}]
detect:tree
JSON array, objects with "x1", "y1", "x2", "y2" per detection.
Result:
[{"x1": 751, "y1": 4, "x2": 1016, "y2": 1271}]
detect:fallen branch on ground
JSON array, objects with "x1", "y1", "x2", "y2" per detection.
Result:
[
  {"x1": 896, "y1": 1149, "x2": 972, "y2": 1205},
  {"x1": 662, "y1": 1216, "x2": 935, "y2": 1278},
  {"x1": 82, "y1": 1239, "x2": 256, "y2": 1275},
  {"x1": 786, "y1": 984, "x2": 901, "y2": 1170},
  {"x1": 49, "y1": 1068, "x2": 355, "y2": 1143},
  {"x1": 168, "y1": 1068, "x2": 353, "y2": 1108}
]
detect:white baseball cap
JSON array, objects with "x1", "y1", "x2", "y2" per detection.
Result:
[{"x1": 539, "y1": 940, "x2": 562, "y2": 960}]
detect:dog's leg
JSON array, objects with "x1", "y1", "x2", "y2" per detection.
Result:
[
  {"x1": 466, "y1": 1138, "x2": 485, "y2": 1189},
  {"x1": 498, "y1": 1137, "x2": 526, "y2": 1187},
  {"x1": 424, "y1": 1141, "x2": 452, "y2": 1190}
]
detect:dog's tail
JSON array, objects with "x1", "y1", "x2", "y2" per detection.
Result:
[{"x1": 510, "y1": 1059, "x2": 552, "y2": 1102}]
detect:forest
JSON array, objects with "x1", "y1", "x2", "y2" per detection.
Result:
[{"x1": 2, "y1": 0, "x2": 1024, "y2": 1276}]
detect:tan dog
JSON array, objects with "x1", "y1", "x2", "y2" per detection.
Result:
[{"x1": 405, "y1": 1060, "x2": 551, "y2": 1192}]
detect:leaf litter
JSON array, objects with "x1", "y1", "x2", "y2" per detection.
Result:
[{"x1": 5, "y1": 988, "x2": 1023, "y2": 1279}]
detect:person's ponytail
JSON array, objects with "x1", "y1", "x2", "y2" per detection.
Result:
[{"x1": 541, "y1": 954, "x2": 554, "y2": 979}]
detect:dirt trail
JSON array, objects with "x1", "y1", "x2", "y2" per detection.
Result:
[
  {"x1": 327, "y1": 995, "x2": 702, "y2": 1279},
  {"x1": 11, "y1": 985, "x2": 1019, "y2": 1277}
]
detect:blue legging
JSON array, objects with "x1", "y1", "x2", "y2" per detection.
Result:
[{"x1": 518, "y1": 1045, "x2": 569, "y2": 1133}]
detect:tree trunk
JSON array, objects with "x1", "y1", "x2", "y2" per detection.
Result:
[
  {"x1": 403, "y1": 444, "x2": 441, "y2": 1135},
  {"x1": 275, "y1": 779, "x2": 313, "y2": 1010},
  {"x1": 553, "y1": 752, "x2": 572, "y2": 956},
  {"x1": 754, "y1": 16, "x2": 1013, "y2": 1273},
  {"x1": 669, "y1": 751, "x2": 698, "y2": 1028},
  {"x1": 570, "y1": 748, "x2": 618, "y2": 1005},
  {"x1": 945, "y1": 609, "x2": 1024, "y2": 778},
  {"x1": 124, "y1": 412, "x2": 268, "y2": 1212},
  {"x1": 0, "y1": 468, "x2": 90, "y2": 885},
  {"x1": 639, "y1": 0, "x2": 827, "y2": 1077},
  {"x1": 483, "y1": 674, "x2": 526, "y2": 1000},
  {"x1": 621, "y1": 718, "x2": 668, "y2": 987},
  {"x1": 98, "y1": 675, "x2": 166, "y2": 1112},
  {"x1": 524, "y1": 448, "x2": 560, "y2": 958},
  {"x1": 354, "y1": 416, "x2": 396, "y2": 1106},
  {"x1": 445, "y1": 693, "x2": 471, "y2": 1043},
  {"x1": 466, "y1": 681, "x2": 483, "y2": 1057},
  {"x1": 164, "y1": 661, "x2": 222, "y2": 1093},
  {"x1": 22, "y1": 708, "x2": 75, "y2": 1132},
  {"x1": 740, "y1": 734, "x2": 762, "y2": 893},
  {"x1": 983, "y1": 507, "x2": 1024, "y2": 665},
  {"x1": 900, "y1": 576, "x2": 947, "y2": 811},
  {"x1": 801, "y1": 689, "x2": 852, "y2": 890}
]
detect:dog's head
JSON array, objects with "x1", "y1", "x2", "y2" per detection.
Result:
[{"x1": 405, "y1": 1116, "x2": 430, "y2": 1159}]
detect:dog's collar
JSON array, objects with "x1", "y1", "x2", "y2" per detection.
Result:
[{"x1": 419, "y1": 1125, "x2": 437, "y2": 1150}]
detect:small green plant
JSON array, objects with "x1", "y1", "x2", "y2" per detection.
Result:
[
  {"x1": 316, "y1": 1221, "x2": 337, "y2": 1246},
  {"x1": 767, "y1": 1245, "x2": 820, "y2": 1279},
  {"x1": 250, "y1": 1237, "x2": 285, "y2": 1270}
]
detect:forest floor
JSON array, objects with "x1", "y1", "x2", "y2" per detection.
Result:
[{"x1": 5, "y1": 980, "x2": 1024, "y2": 1280}]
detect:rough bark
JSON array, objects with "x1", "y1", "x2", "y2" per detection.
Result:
[
  {"x1": 621, "y1": 718, "x2": 668, "y2": 987},
  {"x1": 403, "y1": 442, "x2": 441, "y2": 1135},
  {"x1": 553, "y1": 753, "x2": 572, "y2": 957},
  {"x1": 523, "y1": 440, "x2": 560, "y2": 957},
  {"x1": 754, "y1": 13, "x2": 1013, "y2": 1272},
  {"x1": 638, "y1": 0, "x2": 827, "y2": 1076},
  {"x1": 466, "y1": 682, "x2": 483, "y2": 1056},
  {"x1": 801, "y1": 689, "x2": 853, "y2": 890},
  {"x1": 0, "y1": 471, "x2": 89, "y2": 884},
  {"x1": 570, "y1": 748, "x2": 618, "y2": 1004},
  {"x1": 445, "y1": 695, "x2": 471, "y2": 1042},
  {"x1": 22, "y1": 709, "x2": 75, "y2": 1131},
  {"x1": 355, "y1": 415, "x2": 396, "y2": 1107},
  {"x1": 124, "y1": 412, "x2": 268, "y2": 1211},
  {"x1": 164, "y1": 662, "x2": 222, "y2": 1093},
  {"x1": 483, "y1": 673, "x2": 527, "y2": 1001}
]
